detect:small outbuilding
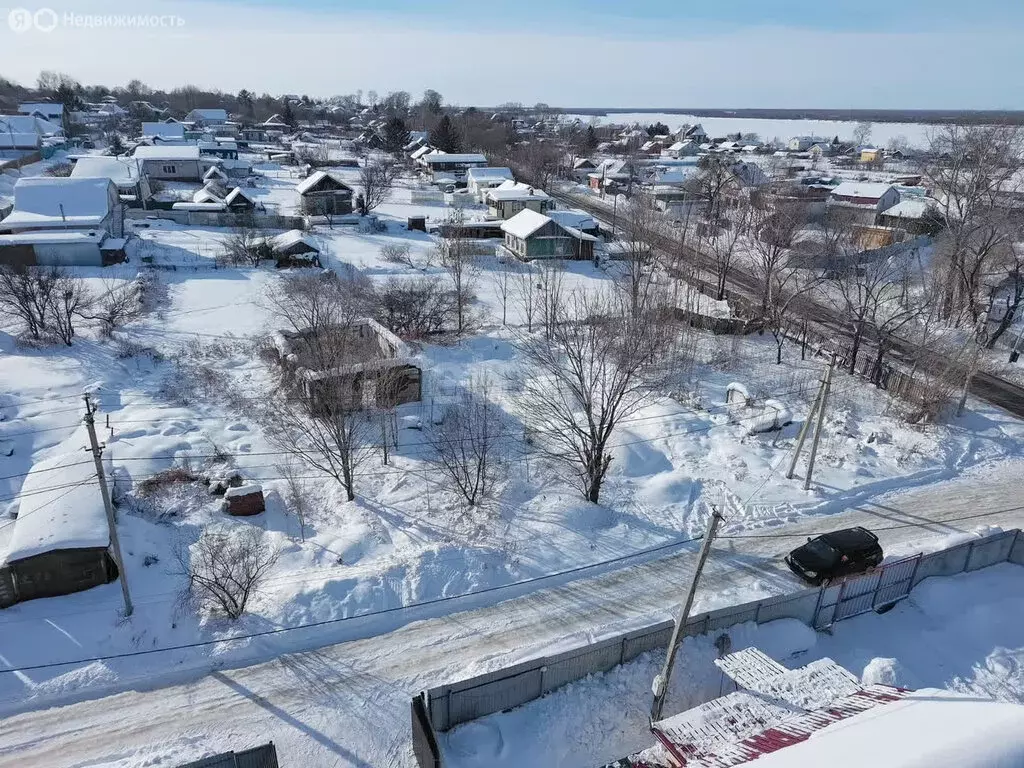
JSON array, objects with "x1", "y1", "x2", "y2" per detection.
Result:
[
  {"x1": 0, "y1": 451, "x2": 118, "y2": 607},
  {"x1": 296, "y1": 170, "x2": 354, "y2": 216},
  {"x1": 223, "y1": 484, "x2": 266, "y2": 516}
]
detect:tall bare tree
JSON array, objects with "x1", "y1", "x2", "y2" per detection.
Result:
[
  {"x1": 617, "y1": 197, "x2": 662, "y2": 318},
  {"x1": 749, "y1": 199, "x2": 808, "y2": 314},
  {"x1": 515, "y1": 290, "x2": 669, "y2": 503},
  {"x1": 428, "y1": 376, "x2": 504, "y2": 507},
  {"x1": 513, "y1": 264, "x2": 539, "y2": 332},
  {"x1": 436, "y1": 206, "x2": 478, "y2": 334},
  {"x1": 921, "y1": 124, "x2": 1024, "y2": 322},
  {"x1": 358, "y1": 158, "x2": 398, "y2": 214}
]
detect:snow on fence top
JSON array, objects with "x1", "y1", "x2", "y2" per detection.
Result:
[{"x1": 3, "y1": 448, "x2": 110, "y2": 564}]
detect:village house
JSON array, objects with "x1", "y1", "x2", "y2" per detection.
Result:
[
  {"x1": 18, "y1": 102, "x2": 66, "y2": 128},
  {"x1": 184, "y1": 108, "x2": 229, "y2": 127},
  {"x1": 70, "y1": 155, "x2": 152, "y2": 206},
  {"x1": 198, "y1": 138, "x2": 239, "y2": 160},
  {"x1": 272, "y1": 318, "x2": 422, "y2": 411},
  {"x1": 500, "y1": 208, "x2": 597, "y2": 261},
  {"x1": 827, "y1": 181, "x2": 900, "y2": 223},
  {"x1": 132, "y1": 144, "x2": 205, "y2": 181},
  {"x1": 570, "y1": 157, "x2": 597, "y2": 182},
  {"x1": 0, "y1": 114, "x2": 64, "y2": 138},
  {"x1": 140, "y1": 121, "x2": 186, "y2": 142},
  {"x1": 860, "y1": 146, "x2": 884, "y2": 163},
  {"x1": 0, "y1": 131, "x2": 41, "y2": 156},
  {"x1": 876, "y1": 197, "x2": 942, "y2": 235},
  {"x1": 465, "y1": 167, "x2": 514, "y2": 201},
  {"x1": 296, "y1": 170, "x2": 355, "y2": 215},
  {"x1": 0, "y1": 177, "x2": 126, "y2": 267},
  {"x1": 486, "y1": 181, "x2": 553, "y2": 220},
  {"x1": 664, "y1": 140, "x2": 699, "y2": 159},
  {"x1": 0, "y1": 452, "x2": 119, "y2": 608},
  {"x1": 421, "y1": 152, "x2": 488, "y2": 184},
  {"x1": 788, "y1": 135, "x2": 830, "y2": 152}
]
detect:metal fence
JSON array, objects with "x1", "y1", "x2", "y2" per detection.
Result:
[
  {"x1": 418, "y1": 528, "x2": 1023, "y2": 751},
  {"x1": 176, "y1": 743, "x2": 278, "y2": 768}
]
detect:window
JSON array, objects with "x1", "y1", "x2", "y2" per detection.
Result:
[{"x1": 162, "y1": 164, "x2": 176, "y2": 174}]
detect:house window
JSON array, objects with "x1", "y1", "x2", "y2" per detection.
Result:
[{"x1": 162, "y1": 164, "x2": 176, "y2": 174}]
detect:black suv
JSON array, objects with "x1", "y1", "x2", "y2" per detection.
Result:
[{"x1": 785, "y1": 526, "x2": 883, "y2": 585}]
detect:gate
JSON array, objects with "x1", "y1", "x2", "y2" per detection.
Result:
[{"x1": 814, "y1": 554, "x2": 921, "y2": 630}]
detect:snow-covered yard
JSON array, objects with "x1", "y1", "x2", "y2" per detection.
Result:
[
  {"x1": 2, "y1": 154, "x2": 1024, "y2": 718},
  {"x1": 441, "y1": 562, "x2": 1024, "y2": 768}
]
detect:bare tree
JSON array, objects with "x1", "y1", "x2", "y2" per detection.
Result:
[
  {"x1": 513, "y1": 264, "x2": 539, "y2": 332},
  {"x1": 176, "y1": 528, "x2": 280, "y2": 620},
  {"x1": 380, "y1": 242, "x2": 416, "y2": 268},
  {"x1": 436, "y1": 206, "x2": 478, "y2": 334},
  {"x1": 262, "y1": 271, "x2": 378, "y2": 501},
  {"x1": 428, "y1": 376, "x2": 504, "y2": 507},
  {"x1": 537, "y1": 259, "x2": 566, "y2": 340},
  {"x1": 0, "y1": 265, "x2": 61, "y2": 340},
  {"x1": 80, "y1": 278, "x2": 142, "y2": 338},
  {"x1": 223, "y1": 224, "x2": 270, "y2": 267},
  {"x1": 488, "y1": 259, "x2": 517, "y2": 326},
  {"x1": 921, "y1": 124, "x2": 1024, "y2": 322},
  {"x1": 515, "y1": 289, "x2": 669, "y2": 503},
  {"x1": 616, "y1": 197, "x2": 662, "y2": 318},
  {"x1": 852, "y1": 121, "x2": 873, "y2": 148},
  {"x1": 376, "y1": 275, "x2": 458, "y2": 339},
  {"x1": 749, "y1": 199, "x2": 808, "y2": 313},
  {"x1": 49, "y1": 272, "x2": 90, "y2": 346},
  {"x1": 706, "y1": 198, "x2": 749, "y2": 301},
  {"x1": 276, "y1": 460, "x2": 313, "y2": 542},
  {"x1": 358, "y1": 158, "x2": 398, "y2": 214}
]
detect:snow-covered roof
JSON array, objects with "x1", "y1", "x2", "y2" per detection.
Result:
[
  {"x1": 133, "y1": 144, "x2": 201, "y2": 160},
  {"x1": 269, "y1": 229, "x2": 320, "y2": 253},
  {"x1": 410, "y1": 144, "x2": 434, "y2": 160},
  {"x1": 466, "y1": 166, "x2": 514, "y2": 183},
  {"x1": 750, "y1": 691, "x2": 1024, "y2": 768},
  {"x1": 140, "y1": 122, "x2": 185, "y2": 140},
  {"x1": 295, "y1": 170, "x2": 352, "y2": 195},
  {"x1": 0, "y1": 230, "x2": 109, "y2": 245},
  {"x1": 3, "y1": 449, "x2": 110, "y2": 564},
  {"x1": 548, "y1": 209, "x2": 597, "y2": 231},
  {"x1": 501, "y1": 209, "x2": 552, "y2": 239},
  {"x1": 487, "y1": 183, "x2": 550, "y2": 201},
  {"x1": 192, "y1": 185, "x2": 224, "y2": 204},
  {"x1": 19, "y1": 102, "x2": 64, "y2": 119},
  {"x1": 70, "y1": 155, "x2": 145, "y2": 186},
  {"x1": 830, "y1": 181, "x2": 895, "y2": 200},
  {"x1": 224, "y1": 187, "x2": 254, "y2": 206},
  {"x1": 203, "y1": 165, "x2": 228, "y2": 180},
  {"x1": 0, "y1": 133, "x2": 40, "y2": 149},
  {"x1": 0, "y1": 114, "x2": 63, "y2": 136},
  {"x1": 187, "y1": 108, "x2": 228, "y2": 122},
  {"x1": 422, "y1": 153, "x2": 487, "y2": 165},
  {"x1": 880, "y1": 198, "x2": 934, "y2": 219},
  {"x1": 3, "y1": 177, "x2": 115, "y2": 228}
]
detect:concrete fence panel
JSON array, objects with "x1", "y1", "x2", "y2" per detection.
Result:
[
  {"x1": 621, "y1": 621, "x2": 674, "y2": 662},
  {"x1": 913, "y1": 542, "x2": 972, "y2": 584},
  {"x1": 1010, "y1": 532, "x2": 1024, "y2": 566},
  {"x1": 422, "y1": 529, "x2": 1022, "y2": 736},
  {"x1": 541, "y1": 636, "x2": 624, "y2": 692},
  {"x1": 966, "y1": 530, "x2": 1018, "y2": 571}
]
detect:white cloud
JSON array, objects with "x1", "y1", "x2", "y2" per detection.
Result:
[{"x1": 3, "y1": 0, "x2": 1019, "y2": 108}]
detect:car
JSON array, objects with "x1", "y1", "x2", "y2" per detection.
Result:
[{"x1": 785, "y1": 526, "x2": 883, "y2": 585}]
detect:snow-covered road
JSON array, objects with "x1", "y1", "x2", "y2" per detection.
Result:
[{"x1": 2, "y1": 460, "x2": 1024, "y2": 768}]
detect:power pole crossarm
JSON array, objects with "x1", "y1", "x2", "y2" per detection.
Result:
[
  {"x1": 651, "y1": 507, "x2": 723, "y2": 723},
  {"x1": 83, "y1": 394, "x2": 133, "y2": 617}
]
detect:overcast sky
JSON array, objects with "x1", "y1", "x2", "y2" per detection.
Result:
[{"x1": 3, "y1": 0, "x2": 1022, "y2": 108}]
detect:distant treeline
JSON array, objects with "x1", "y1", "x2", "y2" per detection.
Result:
[{"x1": 557, "y1": 107, "x2": 1024, "y2": 126}]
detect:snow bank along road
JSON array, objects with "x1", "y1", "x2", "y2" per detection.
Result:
[{"x1": 1, "y1": 461, "x2": 1024, "y2": 767}]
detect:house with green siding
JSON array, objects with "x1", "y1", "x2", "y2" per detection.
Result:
[{"x1": 500, "y1": 209, "x2": 596, "y2": 262}]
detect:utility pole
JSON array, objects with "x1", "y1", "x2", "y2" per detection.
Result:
[
  {"x1": 651, "y1": 506, "x2": 723, "y2": 723},
  {"x1": 83, "y1": 393, "x2": 133, "y2": 617},
  {"x1": 803, "y1": 355, "x2": 836, "y2": 491},
  {"x1": 785, "y1": 369, "x2": 826, "y2": 480}
]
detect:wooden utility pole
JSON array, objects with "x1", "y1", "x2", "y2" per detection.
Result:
[
  {"x1": 803, "y1": 355, "x2": 836, "y2": 491},
  {"x1": 785, "y1": 370, "x2": 826, "y2": 480},
  {"x1": 651, "y1": 507, "x2": 723, "y2": 723},
  {"x1": 83, "y1": 393, "x2": 133, "y2": 617}
]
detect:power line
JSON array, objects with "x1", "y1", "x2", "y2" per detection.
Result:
[{"x1": 0, "y1": 532, "x2": 706, "y2": 675}]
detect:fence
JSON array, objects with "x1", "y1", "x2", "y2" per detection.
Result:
[
  {"x1": 126, "y1": 209, "x2": 306, "y2": 230},
  {"x1": 176, "y1": 742, "x2": 278, "y2": 768},
  {"x1": 414, "y1": 528, "x2": 1024, "y2": 765}
]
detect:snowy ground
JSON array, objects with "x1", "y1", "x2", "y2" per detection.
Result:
[
  {"x1": 3, "y1": 153, "x2": 1024, "y2": 745},
  {"x1": 441, "y1": 562, "x2": 1024, "y2": 768},
  {"x1": 0, "y1": 473, "x2": 1022, "y2": 767}
]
